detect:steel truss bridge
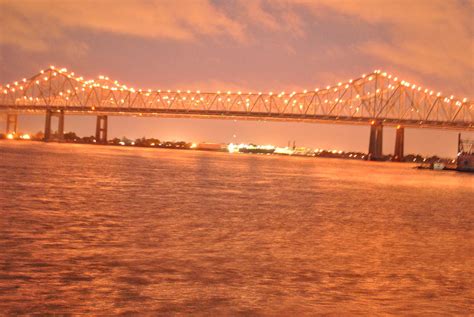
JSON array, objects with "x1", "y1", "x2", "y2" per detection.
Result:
[{"x1": 1, "y1": 66, "x2": 473, "y2": 159}]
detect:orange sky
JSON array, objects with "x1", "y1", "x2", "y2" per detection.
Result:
[{"x1": 0, "y1": 0, "x2": 473, "y2": 156}]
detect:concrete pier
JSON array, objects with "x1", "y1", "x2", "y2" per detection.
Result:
[
  {"x1": 44, "y1": 110, "x2": 64, "y2": 141},
  {"x1": 368, "y1": 121, "x2": 383, "y2": 160},
  {"x1": 95, "y1": 115, "x2": 108, "y2": 143},
  {"x1": 6, "y1": 114, "x2": 18, "y2": 135},
  {"x1": 393, "y1": 126, "x2": 405, "y2": 161}
]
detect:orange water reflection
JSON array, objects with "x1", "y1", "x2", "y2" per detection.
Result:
[{"x1": 0, "y1": 141, "x2": 473, "y2": 314}]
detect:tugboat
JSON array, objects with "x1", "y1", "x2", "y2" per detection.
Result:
[{"x1": 457, "y1": 134, "x2": 474, "y2": 172}]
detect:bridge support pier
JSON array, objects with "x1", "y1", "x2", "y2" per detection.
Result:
[
  {"x1": 95, "y1": 115, "x2": 108, "y2": 143},
  {"x1": 368, "y1": 121, "x2": 383, "y2": 160},
  {"x1": 44, "y1": 109, "x2": 64, "y2": 141},
  {"x1": 393, "y1": 126, "x2": 405, "y2": 161},
  {"x1": 6, "y1": 114, "x2": 18, "y2": 135}
]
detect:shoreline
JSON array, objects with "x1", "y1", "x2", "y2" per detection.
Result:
[{"x1": 0, "y1": 138, "x2": 462, "y2": 170}]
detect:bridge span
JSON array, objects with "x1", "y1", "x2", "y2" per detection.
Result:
[{"x1": 1, "y1": 66, "x2": 473, "y2": 160}]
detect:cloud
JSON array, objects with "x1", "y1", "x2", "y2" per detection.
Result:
[
  {"x1": 0, "y1": 0, "x2": 471, "y2": 96},
  {"x1": 237, "y1": 0, "x2": 305, "y2": 37},
  {"x1": 290, "y1": 0, "x2": 473, "y2": 91},
  {"x1": 0, "y1": 0, "x2": 246, "y2": 52}
]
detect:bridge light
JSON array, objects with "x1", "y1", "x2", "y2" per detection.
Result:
[
  {"x1": 50, "y1": 65, "x2": 55, "y2": 69},
  {"x1": 362, "y1": 74, "x2": 366, "y2": 78},
  {"x1": 326, "y1": 85, "x2": 330, "y2": 89},
  {"x1": 238, "y1": 91, "x2": 241, "y2": 95},
  {"x1": 315, "y1": 88, "x2": 319, "y2": 92},
  {"x1": 303, "y1": 89, "x2": 307, "y2": 93},
  {"x1": 349, "y1": 79, "x2": 353, "y2": 83},
  {"x1": 196, "y1": 90, "x2": 200, "y2": 94},
  {"x1": 368, "y1": 76, "x2": 373, "y2": 81},
  {"x1": 450, "y1": 95, "x2": 454, "y2": 99},
  {"x1": 437, "y1": 92, "x2": 441, "y2": 97},
  {"x1": 338, "y1": 82, "x2": 342, "y2": 86},
  {"x1": 463, "y1": 98, "x2": 467, "y2": 102}
]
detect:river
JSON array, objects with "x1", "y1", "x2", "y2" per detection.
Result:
[{"x1": 0, "y1": 141, "x2": 472, "y2": 315}]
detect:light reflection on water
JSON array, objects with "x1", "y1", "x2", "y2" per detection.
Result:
[{"x1": 0, "y1": 141, "x2": 473, "y2": 315}]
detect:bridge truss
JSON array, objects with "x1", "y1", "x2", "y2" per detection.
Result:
[{"x1": 0, "y1": 66, "x2": 472, "y2": 130}]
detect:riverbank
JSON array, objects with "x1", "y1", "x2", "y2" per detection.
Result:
[{"x1": 0, "y1": 132, "x2": 457, "y2": 166}]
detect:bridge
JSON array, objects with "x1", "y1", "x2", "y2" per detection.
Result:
[{"x1": 1, "y1": 66, "x2": 473, "y2": 160}]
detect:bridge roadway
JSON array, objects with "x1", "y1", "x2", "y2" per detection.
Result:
[{"x1": 1, "y1": 104, "x2": 473, "y2": 130}]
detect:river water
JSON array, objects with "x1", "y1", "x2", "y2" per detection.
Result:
[{"x1": 0, "y1": 141, "x2": 472, "y2": 315}]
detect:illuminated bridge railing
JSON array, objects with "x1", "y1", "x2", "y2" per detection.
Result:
[{"x1": 1, "y1": 67, "x2": 472, "y2": 130}]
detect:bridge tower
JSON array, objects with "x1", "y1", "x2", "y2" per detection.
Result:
[
  {"x1": 44, "y1": 109, "x2": 64, "y2": 141},
  {"x1": 5, "y1": 114, "x2": 18, "y2": 135},
  {"x1": 393, "y1": 126, "x2": 405, "y2": 161},
  {"x1": 95, "y1": 115, "x2": 108, "y2": 143},
  {"x1": 368, "y1": 121, "x2": 383, "y2": 160}
]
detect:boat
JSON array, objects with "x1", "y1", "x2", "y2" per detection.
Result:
[{"x1": 456, "y1": 134, "x2": 474, "y2": 172}]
